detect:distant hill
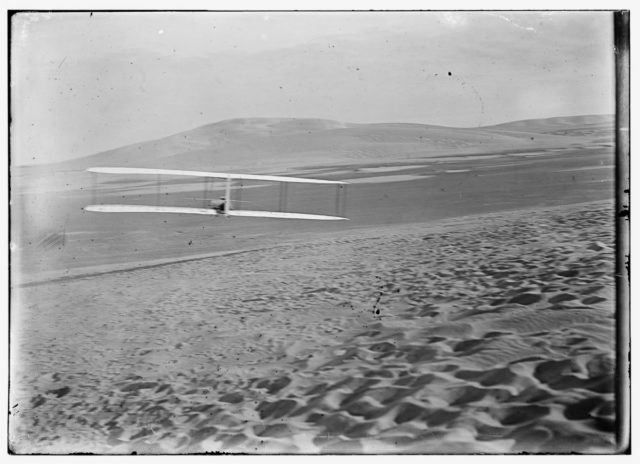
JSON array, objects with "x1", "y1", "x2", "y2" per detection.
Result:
[
  {"x1": 45, "y1": 114, "x2": 615, "y2": 173},
  {"x1": 483, "y1": 114, "x2": 615, "y2": 136}
]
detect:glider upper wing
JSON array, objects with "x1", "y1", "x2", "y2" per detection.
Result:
[{"x1": 87, "y1": 167, "x2": 347, "y2": 185}]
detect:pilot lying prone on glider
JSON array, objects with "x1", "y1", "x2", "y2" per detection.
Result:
[{"x1": 210, "y1": 197, "x2": 226, "y2": 213}]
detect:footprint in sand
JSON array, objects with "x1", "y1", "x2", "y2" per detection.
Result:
[
  {"x1": 256, "y1": 399, "x2": 299, "y2": 420},
  {"x1": 582, "y1": 296, "x2": 607, "y2": 305},
  {"x1": 557, "y1": 269, "x2": 580, "y2": 278},
  {"x1": 454, "y1": 366, "x2": 517, "y2": 387},
  {"x1": 498, "y1": 405, "x2": 550, "y2": 426},
  {"x1": 563, "y1": 396, "x2": 606, "y2": 420},
  {"x1": 534, "y1": 359, "x2": 614, "y2": 393},
  {"x1": 548, "y1": 293, "x2": 577, "y2": 304},
  {"x1": 508, "y1": 293, "x2": 543, "y2": 305},
  {"x1": 452, "y1": 339, "x2": 486, "y2": 355}
]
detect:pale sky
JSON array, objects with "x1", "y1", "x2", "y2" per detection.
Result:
[{"x1": 11, "y1": 11, "x2": 616, "y2": 165}]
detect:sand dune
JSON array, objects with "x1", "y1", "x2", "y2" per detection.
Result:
[
  {"x1": 485, "y1": 114, "x2": 614, "y2": 134},
  {"x1": 22, "y1": 114, "x2": 613, "y2": 174},
  {"x1": 9, "y1": 200, "x2": 617, "y2": 453}
]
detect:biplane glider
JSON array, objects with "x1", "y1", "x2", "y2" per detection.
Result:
[{"x1": 84, "y1": 167, "x2": 349, "y2": 221}]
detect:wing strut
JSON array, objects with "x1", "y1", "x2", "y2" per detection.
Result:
[
  {"x1": 341, "y1": 184, "x2": 347, "y2": 217},
  {"x1": 283, "y1": 183, "x2": 288, "y2": 211},
  {"x1": 279, "y1": 183, "x2": 289, "y2": 212},
  {"x1": 202, "y1": 178, "x2": 210, "y2": 208},
  {"x1": 224, "y1": 176, "x2": 231, "y2": 214},
  {"x1": 334, "y1": 184, "x2": 348, "y2": 218},
  {"x1": 91, "y1": 171, "x2": 97, "y2": 205}
]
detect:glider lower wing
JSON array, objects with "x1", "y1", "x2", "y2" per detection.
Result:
[
  {"x1": 84, "y1": 205, "x2": 347, "y2": 220},
  {"x1": 87, "y1": 167, "x2": 346, "y2": 185},
  {"x1": 228, "y1": 210, "x2": 347, "y2": 220}
]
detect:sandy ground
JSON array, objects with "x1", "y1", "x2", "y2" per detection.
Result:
[
  {"x1": 10, "y1": 116, "x2": 620, "y2": 453},
  {"x1": 10, "y1": 200, "x2": 618, "y2": 454}
]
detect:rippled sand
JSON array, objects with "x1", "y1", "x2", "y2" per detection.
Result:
[{"x1": 9, "y1": 200, "x2": 618, "y2": 453}]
